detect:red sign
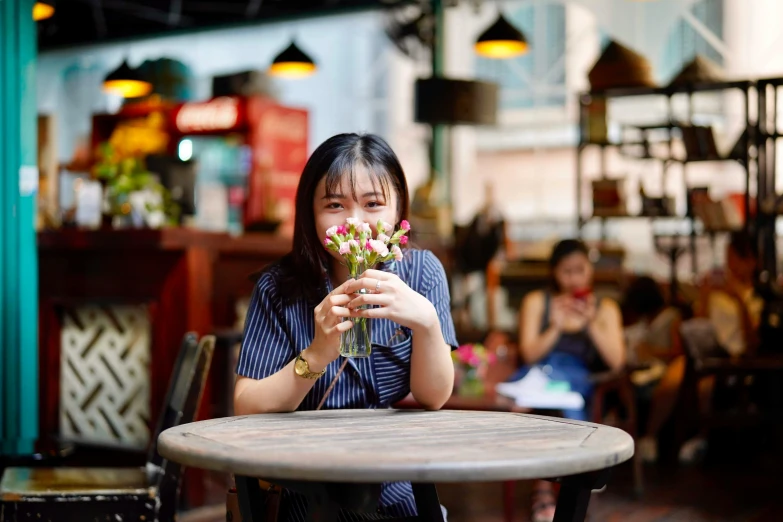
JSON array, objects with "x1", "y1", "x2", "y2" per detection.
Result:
[
  {"x1": 245, "y1": 98, "x2": 308, "y2": 232},
  {"x1": 172, "y1": 96, "x2": 245, "y2": 134}
]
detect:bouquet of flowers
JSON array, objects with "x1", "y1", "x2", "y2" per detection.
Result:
[
  {"x1": 451, "y1": 344, "x2": 496, "y2": 397},
  {"x1": 323, "y1": 218, "x2": 411, "y2": 357}
]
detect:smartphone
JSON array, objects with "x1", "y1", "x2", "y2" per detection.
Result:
[{"x1": 571, "y1": 287, "x2": 592, "y2": 301}]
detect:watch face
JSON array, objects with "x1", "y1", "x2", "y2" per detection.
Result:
[{"x1": 294, "y1": 357, "x2": 307, "y2": 376}]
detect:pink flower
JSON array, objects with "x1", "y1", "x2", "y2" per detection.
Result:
[
  {"x1": 369, "y1": 239, "x2": 389, "y2": 256},
  {"x1": 324, "y1": 238, "x2": 333, "y2": 247},
  {"x1": 336, "y1": 225, "x2": 348, "y2": 235},
  {"x1": 348, "y1": 239, "x2": 359, "y2": 250},
  {"x1": 377, "y1": 233, "x2": 390, "y2": 243},
  {"x1": 325, "y1": 226, "x2": 338, "y2": 237},
  {"x1": 346, "y1": 217, "x2": 359, "y2": 227},
  {"x1": 339, "y1": 242, "x2": 351, "y2": 255},
  {"x1": 399, "y1": 235, "x2": 409, "y2": 246},
  {"x1": 356, "y1": 256, "x2": 364, "y2": 264},
  {"x1": 382, "y1": 221, "x2": 393, "y2": 232},
  {"x1": 400, "y1": 220, "x2": 411, "y2": 231},
  {"x1": 359, "y1": 222, "x2": 371, "y2": 233},
  {"x1": 391, "y1": 245, "x2": 403, "y2": 262},
  {"x1": 365, "y1": 240, "x2": 372, "y2": 251},
  {"x1": 456, "y1": 345, "x2": 472, "y2": 363}
]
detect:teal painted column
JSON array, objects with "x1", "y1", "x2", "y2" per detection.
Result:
[
  {"x1": 431, "y1": 0, "x2": 451, "y2": 239},
  {"x1": 1, "y1": 0, "x2": 39, "y2": 456}
]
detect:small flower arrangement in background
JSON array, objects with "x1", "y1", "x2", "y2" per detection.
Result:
[
  {"x1": 451, "y1": 343, "x2": 496, "y2": 397},
  {"x1": 323, "y1": 218, "x2": 410, "y2": 278},
  {"x1": 323, "y1": 218, "x2": 411, "y2": 358}
]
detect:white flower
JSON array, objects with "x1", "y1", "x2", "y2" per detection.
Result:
[
  {"x1": 381, "y1": 221, "x2": 393, "y2": 232},
  {"x1": 356, "y1": 256, "x2": 364, "y2": 264},
  {"x1": 146, "y1": 211, "x2": 165, "y2": 229},
  {"x1": 359, "y1": 222, "x2": 371, "y2": 233},
  {"x1": 325, "y1": 226, "x2": 338, "y2": 237},
  {"x1": 377, "y1": 233, "x2": 390, "y2": 243},
  {"x1": 346, "y1": 217, "x2": 360, "y2": 226},
  {"x1": 339, "y1": 242, "x2": 351, "y2": 255},
  {"x1": 348, "y1": 239, "x2": 359, "y2": 250},
  {"x1": 391, "y1": 245, "x2": 403, "y2": 262}
]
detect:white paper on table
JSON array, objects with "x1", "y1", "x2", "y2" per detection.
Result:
[{"x1": 495, "y1": 367, "x2": 585, "y2": 411}]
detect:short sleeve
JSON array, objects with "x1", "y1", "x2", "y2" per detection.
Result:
[
  {"x1": 708, "y1": 291, "x2": 744, "y2": 356},
  {"x1": 236, "y1": 271, "x2": 295, "y2": 380},
  {"x1": 420, "y1": 250, "x2": 459, "y2": 350}
]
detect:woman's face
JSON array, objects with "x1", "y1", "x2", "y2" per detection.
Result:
[
  {"x1": 314, "y1": 164, "x2": 399, "y2": 262},
  {"x1": 553, "y1": 252, "x2": 593, "y2": 294}
]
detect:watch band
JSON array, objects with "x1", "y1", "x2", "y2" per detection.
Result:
[{"x1": 295, "y1": 353, "x2": 326, "y2": 380}]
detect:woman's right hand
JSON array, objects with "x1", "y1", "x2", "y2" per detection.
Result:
[{"x1": 305, "y1": 279, "x2": 354, "y2": 370}]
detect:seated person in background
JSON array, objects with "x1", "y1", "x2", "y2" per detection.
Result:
[
  {"x1": 622, "y1": 276, "x2": 684, "y2": 463},
  {"x1": 699, "y1": 230, "x2": 762, "y2": 357},
  {"x1": 678, "y1": 231, "x2": 763, "y2": 462},
  {"x1": 518, "y1": 239, "x2": 625, "y2": 522}
]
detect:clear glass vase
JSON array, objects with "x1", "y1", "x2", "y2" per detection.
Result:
[
  {"x1": 340, "y1": 266, "x2": 372, "y2": 358},
  {"x1": 457, "y1": 367, "x2": 485, "y2": 397}
]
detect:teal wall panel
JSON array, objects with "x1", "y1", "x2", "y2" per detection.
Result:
[{"x1": 1, "y1": 0, "x2": 39, "y2": 456}]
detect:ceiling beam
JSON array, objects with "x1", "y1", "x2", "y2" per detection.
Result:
[
  {"x1": 73, "y1": 0, "x2": 195, "y2": 26},
  {"x1": 246, "y1": 0, "x2": 264, "y2": 18},
  {"x1": 169, "y1": 0, "x2": 183, "y2": 26},
  {"x1": 90, "y1": 0, "x2": 108, "y2": 38}
]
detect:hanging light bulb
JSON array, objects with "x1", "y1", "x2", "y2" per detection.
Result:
[
  {"x1": 102, "y1": 60, "x2": 153, "y2": 98},
  {"x1": 475, "y1": 13, "x2": 529, "y2": 59},
  {"x1": 269, "y1": 41, "x2": 317, "y2": 78},
  {"x1": 33, "y1": 1, "x2": 55, "y2": 21}
]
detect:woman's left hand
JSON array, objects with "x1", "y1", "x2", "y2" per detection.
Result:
[{"x1": 343, "y1": 269, "x2": 438, "y2": 331}]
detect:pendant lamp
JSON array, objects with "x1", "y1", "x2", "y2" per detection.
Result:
[
  {"x1": 103, "y1": 60, "x2": 153, "y2": 98},
  {"x1": 269, "y1": 41, "x2": 317, "y2": 78},
  {"x1": 475, "y1": 13, "x2": 528, "y2": 59},
  {"x1": 33, "y1": 1, "x2": 55, "y2": 21}
]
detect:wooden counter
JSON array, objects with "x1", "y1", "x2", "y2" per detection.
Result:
[{"x1": 37, "y1": 228, "x2": 290, "y2": 504}]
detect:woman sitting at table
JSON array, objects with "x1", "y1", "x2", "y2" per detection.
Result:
[
  {"x1": 517, "y1": 239, "x2": 625, "y2": 522},
  {"x1": 234, "y1": 133, "x2": 458, "y2": 521}
]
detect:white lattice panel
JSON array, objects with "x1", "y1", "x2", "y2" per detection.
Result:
[{"x1": 60, "y1": 305, "x2": 151, "y2": 449}]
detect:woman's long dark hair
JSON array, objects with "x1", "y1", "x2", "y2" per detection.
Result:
[
  {"x1": 621, "y1": 276, "x2": 666, "y2": 325},
  {"x1": 279, "y1": 133, "x2": 410, "y2": 304}
]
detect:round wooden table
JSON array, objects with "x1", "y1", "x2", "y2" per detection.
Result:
[{"x1": 159, "y1": 409, "x2": 634, "y2": 521}]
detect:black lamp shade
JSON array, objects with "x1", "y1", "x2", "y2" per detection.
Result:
[
  {"x1": 104, "y1": 60, "x2": 144, "y2": 83},
  {"x1": 269, "y1": 41, "x2": 317, "y2": 78},
  {"x1": 103, "y1": 60, "x2": 153, "y2": 98},
  {"x1": 475, "y1": 14, "x2": 529, "y2": 59}
]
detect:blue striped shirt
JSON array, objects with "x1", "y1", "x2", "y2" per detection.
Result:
[{"x1": 236, "y1": 249, "x2": 458, "y2": 521}]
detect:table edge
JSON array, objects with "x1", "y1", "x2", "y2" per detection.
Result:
[{"x1": 158, "y1": 411, "x2": 635, "y2": 483}]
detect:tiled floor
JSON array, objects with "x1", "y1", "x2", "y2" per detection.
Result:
[{"x1": 181, "y1": 453, "x2": 783, "y2": 522}]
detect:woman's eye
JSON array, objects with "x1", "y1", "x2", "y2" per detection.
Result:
[
  {"x1": 366, "y1": 201, "x2": 383, "y2": 209},
  {"x1": 326, "y1": 202, "x2": 343, "y2": 210}
]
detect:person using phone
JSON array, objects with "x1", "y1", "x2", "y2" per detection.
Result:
[{"x1": 516, "y1": 239, "x2": 625, "y2": 522}]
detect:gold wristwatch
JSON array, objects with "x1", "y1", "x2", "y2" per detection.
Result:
[{"x1": 294, "y1": 353, "x2": 326, "y2": 380}]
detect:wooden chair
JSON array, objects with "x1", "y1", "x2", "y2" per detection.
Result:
[
  {"x1": 677, "y1": 318, "x2": 783, "y2": 450},
  {"x1": 589, "y1": 368, "x2": 643, "y2": 496},
  {"x1": 0, "y1": 333, "x2": 215, "y2": 522}
]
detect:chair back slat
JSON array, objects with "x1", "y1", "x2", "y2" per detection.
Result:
[
  {"x1": 146, "y1": 332, "x2": 199, "y2": 468},
  {"x1": 679, "y1": 318, "x2": 720, "y2": 368},
  {"x1": 151, "y1": 334, "x2": 215, "y2": 520}
]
